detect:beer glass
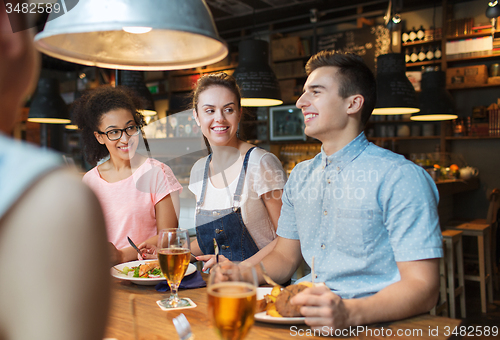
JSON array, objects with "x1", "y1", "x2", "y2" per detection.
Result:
[
  {"x1": 208, "y1": 262, "x2": 258, "y2": 340},
  {"x1": 157, "y1": 228, "x2": 191, "y2": 308}
]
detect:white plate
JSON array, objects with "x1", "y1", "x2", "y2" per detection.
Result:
[
  {"x1": 111, "y1": 260, "x2": 196, "y2": 286},
  {"x1": 254, "y1": 287, "x2": 306, "y2": 324}
]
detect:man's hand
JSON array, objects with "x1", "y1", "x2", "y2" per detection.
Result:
[{"x1": 291, "y1": 285, "x2": 350, "y2": 331}]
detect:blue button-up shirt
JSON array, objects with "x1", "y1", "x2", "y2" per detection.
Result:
[{"x1": 277, "y1": 132, "x2": 443, "y2": 299}]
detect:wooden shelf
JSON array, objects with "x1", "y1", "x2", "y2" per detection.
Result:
[
  {"x1": 406, "y1": 60, "x2": 443, "y2": 67},
  {"x1": 447, "y1": 82, "x2": 500, "y2": 90},
  {"x1": 446, "y1": 31, "x2": 495, "y2": 41},
  {"x1": 446, "y1": 53, "x2": 500, "y2": 63},
  {"x1": 445, "y1": 135, "x2": 500, "y2": 140},
  {"x1": 403, "y1": 39, "x2": 441, "y2": 47}
]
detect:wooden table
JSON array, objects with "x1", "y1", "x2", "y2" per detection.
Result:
[{"x1": 104, "y1": 278, "x2": 462, "y2": 340}]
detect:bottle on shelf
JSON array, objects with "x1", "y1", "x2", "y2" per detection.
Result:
[
  {"x1": 434, "y1": 44, "x2": 442, "y2": 60},
  {"x1": 410, "y1": 47, "x2": 418, "y2": 63},
  {"x1": 426, "y1": 45, "x2": 434, "y2": 60},
  {"x1": 409, "y1": 27, "x2": 417, "y2": 42},
  {"x1": 418, "y1": 46, "x2": 426, "y2": 62},
  {"x1": 402, "y1": 29, "x2": 410, "y2": 43},
  {"x1": 405, "y1": 48, "x2": 411, "y2": 63},
  {"x1": 416, "y1": 25, "x2": 425, "y2": 41}
]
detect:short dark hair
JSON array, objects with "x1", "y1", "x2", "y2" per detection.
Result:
[
  {"x1": 305, "y1": 51, "x2": 376, "y2": 127},
  {"x1": 191, "y1": 72, "x2": 241, "y2": 111},
  {"x1": 72, "y1": 86, "x2": 145, "y2": 165}
]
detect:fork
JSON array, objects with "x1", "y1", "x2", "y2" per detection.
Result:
[
  {"x1": 173, "y1": 313, "x2": 193, "y2": 340},
  {"x1": 259, "y1": 262, "x2": 282, "y2": 287}
]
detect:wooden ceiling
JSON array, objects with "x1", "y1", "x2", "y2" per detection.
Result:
[{"x1": 207, "y1": 0, "x2": 470, "y2": 42}]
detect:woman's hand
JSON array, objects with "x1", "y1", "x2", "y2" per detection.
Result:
[
  {"x1": 137, "y1": 242, "x2": 157, "y2": 260},
  {"x1": 108, "y1": 242, "x2": 124, "y2": 266},
  {"x1": 195, "y1": 254, "x2": 229, "y2": 271}
]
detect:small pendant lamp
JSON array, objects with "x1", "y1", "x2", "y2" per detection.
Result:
[
  {"x1": 411, "y1": 69, "x2": 457, "y2": 121},
  {"x1": 120, "y1": 71, "x2": 157, "y2": 118},
  {"x1": 232, "y1": 39, "x2": 283, "y2": 107},
  {"x1": 486, "y1": 1, "x2": 500, "y2": 35},
  {"x1": 28, "y1": 78, "x2": 70, "y2": 124},
  {"x1": 373, "y1": 53, "x2": 420, "y2": 115},
  {"x1": 34, "y1": 0, "x2": 228, "y2": 70}
]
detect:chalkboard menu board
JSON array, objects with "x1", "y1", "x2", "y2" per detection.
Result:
[{"x1": 318, "y1": 25, "x2": 390, "y2": 73}]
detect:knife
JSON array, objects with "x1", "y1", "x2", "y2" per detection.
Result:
[
  {"x1": 213, "y1": 238, "x2": 219, "y2": 263},
  {"x1": 127, "y1": 236, "x2": 143, "y2": 258}
]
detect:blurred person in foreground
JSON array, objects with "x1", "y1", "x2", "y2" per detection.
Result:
[
  {"x1": 257, "y1": 51, "x2": 443, "y2": 330},
  {"x1": 0, "y1": 3, "x2": 110, "y2": 339}
]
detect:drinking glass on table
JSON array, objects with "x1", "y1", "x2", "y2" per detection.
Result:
[
  {"x1": 157, "y1": 228, "x2": 191, "y2": 308},
  {"x1": 207, "y1": 262, "x2": 258, "y2": 340}
]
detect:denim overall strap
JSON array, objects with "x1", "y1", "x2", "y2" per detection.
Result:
[
  {"x1": 195, "y1": 153, "x2": 212, "y2": 213},
  {"x1": 232, "y1": 147, "x2": 256, "y2": 210}
]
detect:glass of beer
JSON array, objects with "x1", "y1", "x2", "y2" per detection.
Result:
[
  {"x1": 208, "y1": 262, "x2": 258, "y2": 340},
  {"x1": 157, "y1": 228, "x2": 191, "y2": 308}
]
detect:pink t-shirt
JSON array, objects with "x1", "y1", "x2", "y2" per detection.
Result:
[{"x1": 82, "y1": 158, "x2": 182, "y2": 249}]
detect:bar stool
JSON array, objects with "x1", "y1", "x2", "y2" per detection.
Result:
[
  {"x1": 446, "y1": 220, "x2": 493, "y2": 313},
  {"x1": 431, "y1": 239, "x2": 449, "y2": 317},
  {"x1": 441, "y1": 229, "x2": 466, "y2": 318}
]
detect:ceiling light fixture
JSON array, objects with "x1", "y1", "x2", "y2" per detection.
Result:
[
  {"x1": 373, "y1": 53, "x2": 420, "y2": 115},
  {"x1": 232, "y1": 39, "x2": 283, "y2": 107},
  {"x1": 119, "y1": 70, "x2": 157, "y2": 118},
  {"x1": 411, "y1": 69, "x2": 457, "y2": 121},
  {"x1": 34, "y1": 0, "x2": 228, "y2": 70},
  {"x1": 486, "y1": 1, "x2": 500, "y2": 35},
  {"x1": 28, "y1": 78, "x2": 71, "y2": 124}
]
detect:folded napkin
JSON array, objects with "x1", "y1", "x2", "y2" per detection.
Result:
[{"x1": 155, "y1": 270, "x2": 206, "y2": 292}]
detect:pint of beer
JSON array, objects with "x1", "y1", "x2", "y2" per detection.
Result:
[{"x1": 208, "y1": 263, "x2": 257, "y2": 340}]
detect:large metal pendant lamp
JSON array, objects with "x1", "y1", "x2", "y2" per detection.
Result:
[
  {"x1": 411, "y1": 70, "x2": 457, "y2": 121},
  {"x1": 232, "y1": 39, "x2": 283, "y2": 107},
  {"x1": 372, "y1": 53, "x2": 420, "y2": 115},
  {"x1": 34, "y1": 0, "x2": 228, "y2": 70}
]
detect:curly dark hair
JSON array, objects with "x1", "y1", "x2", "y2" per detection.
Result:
[
  {"x1": 72, "y1": 86, "x2": 145, "y2": 165},
  {"x1": 305, "y1": 51, "x2": 376, "y2": 127}
]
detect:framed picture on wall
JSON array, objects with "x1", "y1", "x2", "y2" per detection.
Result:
[{"x1": 269, "y1": 105, "x2": 306, "y2": 141}]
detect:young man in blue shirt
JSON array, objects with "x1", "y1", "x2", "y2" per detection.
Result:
[{"x1": 259, "y1": 51, "x2": 443, "y2": 330}]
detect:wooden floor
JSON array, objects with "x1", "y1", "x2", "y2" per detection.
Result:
[{"x1": 461, "y1": 281, "x2": 500, "y2": 340}]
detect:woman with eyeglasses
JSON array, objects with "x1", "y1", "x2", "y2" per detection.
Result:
[{"x1": 73, "y1": 86, "x2": 182, "y2": 264}]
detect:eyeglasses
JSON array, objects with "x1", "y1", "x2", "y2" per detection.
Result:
[{"x1": 97, "y1": 125, "x2": 140, "y2": 141}]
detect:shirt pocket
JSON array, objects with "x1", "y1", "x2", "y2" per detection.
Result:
[{"x1": 334, "y1": 208, "x2": 375, "y2": 258}]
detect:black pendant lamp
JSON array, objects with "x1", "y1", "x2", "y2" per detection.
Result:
[
  {"x1": 373, "y1": 53, "x2": 420, "y2": 115},
  {"x1": 232, "y1": 39, "x2": 283, "y2": 107},
  {"x1": 28, "y1": 78, "x2": 70, "y2": 124},
  {"x1": 411, "y1": 70, "x2": 457, "y2": 121},
  {"x1": 486, "y1": 1, "x2": 500, "y2": 34},
  {"x1": 120, "y1": 71, "x2": 157, "y2": 119}
]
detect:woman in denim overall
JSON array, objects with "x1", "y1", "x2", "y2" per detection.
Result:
[
  {"x1": 195, "y1": 146, "x2": 259, "y2": 261},
  {"x1": 189, "y1": 73, "x2": 286, "y2": 270}
]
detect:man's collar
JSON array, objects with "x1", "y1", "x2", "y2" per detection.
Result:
[{"x1": 320, "y1": 132, "x2": 369, "y2": 172}]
